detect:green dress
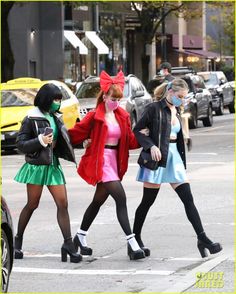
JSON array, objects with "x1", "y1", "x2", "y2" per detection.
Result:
[{"x1": 14, "y1": 113, "x2": 66, "y2": 185}]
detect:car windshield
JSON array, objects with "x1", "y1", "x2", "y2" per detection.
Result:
[
  {"x1": 76, "y1": 82, "x2": 100, "y2": 99},
  {"x1": 76, "y1": 81, "x2": 129, "y2": 98},
  {"x1": 1, "y1": 89, "x2": 37, "y2": 107},
  {"x1": 199, "y1": 73, "x2": 218, "y2": 86}
]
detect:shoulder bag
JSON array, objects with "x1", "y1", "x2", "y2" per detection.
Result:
[{"x1": 137, "y1": 107, "x2": 162, "y2": 170}]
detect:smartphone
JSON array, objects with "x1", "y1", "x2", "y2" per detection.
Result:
[{"x1": 44, "y1": 127, "x2": 53, "y2": 136}]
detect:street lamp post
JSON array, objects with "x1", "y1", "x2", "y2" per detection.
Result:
[
  {"x1": 161, "y1": 6, "x2": 167, "y2": 62},
  {"x1": 92, "y1": 3, "x2": 99, "y2": 75}
]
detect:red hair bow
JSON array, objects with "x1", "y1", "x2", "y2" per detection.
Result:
[{"x1": 100, "y1": 70, "x2": 125, "y2": 93}]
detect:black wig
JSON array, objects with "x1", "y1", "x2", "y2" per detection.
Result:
[{"x1": 34, "y1": 83, "x2": 62, "y2": 112}]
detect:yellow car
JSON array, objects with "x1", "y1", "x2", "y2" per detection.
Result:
[{"x1": 1, "y1": 78, "x2": 81, "y2": 150}]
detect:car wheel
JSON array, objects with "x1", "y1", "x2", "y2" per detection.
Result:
[
  {"x1": 188, "y1": 107, "x2": 198, "y2": 129},
  {"x1": 228, "y1": 98, "x2": 235, "y2": 113},
  {"x1": 203, "y1": 105, "x2": 213, "y2": 127},
  {"x1": 215, "y1": 97, "x2": 224, "y2": 116},
  {"x1": 130, "y1": 112, "x2": 137, "y2": 130},
  {"x1": 1, "y1": 230, "x2": 11, "y2": 293}
]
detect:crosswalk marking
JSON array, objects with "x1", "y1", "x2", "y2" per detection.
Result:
[{"x1": 13, "y1": 267, "x2": 174, "y2": 276}]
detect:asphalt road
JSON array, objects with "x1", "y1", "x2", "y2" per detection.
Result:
[{"x1": 1, "y1": 111, "x2": 234, "y2": 293}]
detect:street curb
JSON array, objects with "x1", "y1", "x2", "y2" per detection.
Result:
[{"x1": 145, "y1": 253, "x2": 230, "y2": 293}]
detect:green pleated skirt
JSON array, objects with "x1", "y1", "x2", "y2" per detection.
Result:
[{"x1": 14, "y1": 156, "x2": 66, "y2": 185}]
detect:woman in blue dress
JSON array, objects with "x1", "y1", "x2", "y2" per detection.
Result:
[{"x1": 133, "y1": 78, "x2": 222, "y2": 258}]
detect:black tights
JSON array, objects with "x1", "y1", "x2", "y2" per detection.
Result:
[
  {"x1": 175, "y1": 183, "x2": 204, "y2": 235},
  {"x1": 15, "y1": 184, "x2": 72, "y2": 249},
  {"x1": 133, "y1": 187, "x2": 160, "y2": 241},
  {"x1": 133, "y1": 183, "x2": 204, "y2": 242},
  {"x1": 80, "y1": 181, "x2": 132, "y2": 236}
]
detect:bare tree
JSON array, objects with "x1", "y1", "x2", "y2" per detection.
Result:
[{"x1": 130, "y1": 1, "x2": 202, "y2": 85}]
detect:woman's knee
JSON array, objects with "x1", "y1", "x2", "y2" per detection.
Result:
[
  {"x1": 26, "y1": 201, "x2": 40, "y2": 211},
  {"x1": 57, "y1": 199, "x2": 68, "y2": 210}
]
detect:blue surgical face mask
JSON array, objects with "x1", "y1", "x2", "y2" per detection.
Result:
[{"x1": 171, "y1": 95, "x2": 183, "y2": 107}]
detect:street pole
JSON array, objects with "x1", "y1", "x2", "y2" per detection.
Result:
[
  {"x1": 161, "y1": 6, "x2": 167, "y2": 62},
  {"x1": 93, "y1": 3, "x2": 99, "y2": 75}
]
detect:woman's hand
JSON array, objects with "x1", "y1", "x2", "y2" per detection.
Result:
[
  {"x1": 139, "y1": 128, "x2": 150, "y2": 136},
  {"x1": 150, "y1": 145, "x2": 162, "y2": 161},
  {"x1": 83, "y1": 138, "x2": 92, "y2": 148},
  {"x1": 42, "y1": 134, "x2": 53, "y2": 145}
]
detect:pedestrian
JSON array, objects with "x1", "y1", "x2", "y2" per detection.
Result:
[
  {"x1": 14, "y1": 83, "x2": 82, "y2": 263},
  {"x1": 133, "y1": 78, "x2": 222, "y2": 258},
  {"x1": 68, "y1": 70, "x2": 145, "y2": 260},
  {"x1": 159, "y1": 62, "x2": 175, "y2": 82},
  {"x1": 159, "y1": 62, "x2": 192, "y2": 151}
]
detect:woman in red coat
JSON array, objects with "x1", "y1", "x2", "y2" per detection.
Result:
[{"x1": 68, "y1": 71, "x2": 145, "y2": 260}]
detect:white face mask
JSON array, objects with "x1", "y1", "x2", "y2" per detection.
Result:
[{"x1": 160, "y1": 69, "x2": 164, "y2": 76}]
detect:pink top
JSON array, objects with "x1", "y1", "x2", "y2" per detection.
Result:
[{"x1": 105, "y1": 121, "x2": 121, "y2": 145}]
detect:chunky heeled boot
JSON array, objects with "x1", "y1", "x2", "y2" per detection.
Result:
[
  {"x1": 14, "y1": 235, "x2": 24, "y2": 259},
  {"x1": 126, "y1": 234, "x2": 145, "y2": 260},
  {"x1": 127, "y1": 243, "x2": 145, "y2": 260},
  {"x1": 61, "y1": 237, "x2": 82, "y2": 263},
  {"x1": 135, "y1": 235, "x2": 150, "y2": 257},
  {"x1": 197, "y1": 232, "x2": 222, "y2": 258},
  {"x1": 73, "y1": 234, "x2": 92, "y2": 256}
]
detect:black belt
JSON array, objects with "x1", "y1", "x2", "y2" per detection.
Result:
[
  {"x1": 169, "y1": 139, "x2": 177, "y2": 143},
  {"x1": 105, "y1": 145, "x2": 118, "y2": 149}
]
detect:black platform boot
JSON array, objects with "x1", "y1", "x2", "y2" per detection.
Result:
[
  {"x1": 61, "y1": 237, "x2": 82, "y2": 263},
  {"x1": 14, "y1": 235, "x2": 24, "y2": 259},
  {"x1": 73, "y1": 234, "x2": 93, "y2": 256},
  {"x1": 197, "y1": 232, "x2": 222, "y2": 258},
  {"x1": 135, "y1": 235, "x2": 150, "y2": 257},
  {"x1": 127, "y1": 243, "x2": 145, "y2": 260}
]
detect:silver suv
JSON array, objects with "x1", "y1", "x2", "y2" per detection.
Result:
[
  {"x1": 198, "y1": 71, "x2": 234, "y2": 115},
  {"x1": 75, "y1": 74, "x2": 152, "y2": 128}
]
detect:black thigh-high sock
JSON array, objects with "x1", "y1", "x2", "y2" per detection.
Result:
[
  {"x1": 133, "y1": 187, "x2": 160, "y2": 245},
  {"x1": 175, "y1": 183, "x2": 205, "y2": 237}
]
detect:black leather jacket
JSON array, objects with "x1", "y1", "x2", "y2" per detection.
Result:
[
  {"x1": 17, "y1": 107, "x2": 76, "y2": 165},
  {"x1": 134, "y1": 99, "x2": 186, "y2": 169}
]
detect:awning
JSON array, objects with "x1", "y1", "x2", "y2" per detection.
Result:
[
  {"x1": 175, "y1": 49, "x2": 219, "y2": 59},
  {"x1": 185, "y1": 50, "x2": 219, "y2": 59},
  {"x1": 85, "y1": 31, "x2": 109, "y2": 55},
  {"x1": 64, "y1": 30, "x2": 88, "y2": 55}
]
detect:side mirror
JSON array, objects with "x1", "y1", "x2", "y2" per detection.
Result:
[
  {"x1": 220, "y1": 79, "x2": 225, "y2": 85},
  {"x1": 134, "y1": 90, "x2": 144, "y2": 97}
]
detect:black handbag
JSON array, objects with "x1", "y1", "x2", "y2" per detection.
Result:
[{"x1": 137, "y1": 107, "x2": 162, "y2": 170}]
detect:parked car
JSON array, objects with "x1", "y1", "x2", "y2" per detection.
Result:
[
  {"x1": 1, "y1": 78, "x2": 81, "y2": 151},
  {"x1": 198, "y1": 71, "x2": 235, "y2": 115},
  {"x1": 180, "y1": 74, "x2": 213, "y2": 128},
  {"x1": 75, "y1": 74, "x2": 152, "y2": 128},
  {"x1": 1, "y1": 196, "x2": 14, "y2": 292},
  {"x1": 149, "y1": 67, "x2": 213, "y2": 129}
]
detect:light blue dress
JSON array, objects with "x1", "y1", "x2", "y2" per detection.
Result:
[{"x1": 136, "y1": 120, "x2": 187, "y2": 184}]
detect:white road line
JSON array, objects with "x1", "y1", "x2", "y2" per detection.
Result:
[
  {"x1": 128, "y1": 162, "x2": 225, "y2": 167},
  {"x1": 2, "y1": 161, "x2": 226, "y2": 169},
  {"x1": 129, "y1": 152, "x2": 218, "y2": 156},
  {"x1": 161, "y1": 253, "x2": 230, "y2": 293},
  {"x1": 12, "y1": 267, "x2": 174, "y2": 276},
  {"x1": 17, "y1": 253, "x2": 110, "y2": 259}
]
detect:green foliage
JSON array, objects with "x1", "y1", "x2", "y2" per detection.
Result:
[
  {"x1": 207, "y1": 2, "x2": 235, "y2": 56},
  {"x1": 131, "y1": 1, "x2": 202, "y2": 44}
]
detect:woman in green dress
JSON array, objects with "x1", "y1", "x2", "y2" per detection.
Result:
[{"x1": 14, "y1": 83, "x2": 82, "y2": 263}]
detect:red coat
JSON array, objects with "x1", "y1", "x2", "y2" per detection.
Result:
[{"x1": 68, "y1": 102, "x2": 139, "y2": 186}]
